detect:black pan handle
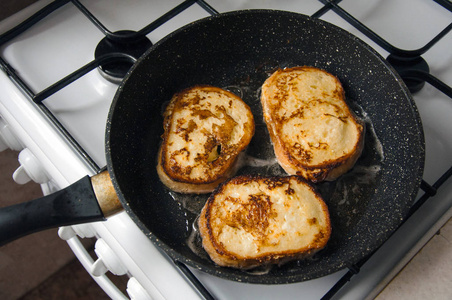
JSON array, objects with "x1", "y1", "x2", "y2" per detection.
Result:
[{"x1": 0, "y1": 172, "x2": 121, "y2": 246}]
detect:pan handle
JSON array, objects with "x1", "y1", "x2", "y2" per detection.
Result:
[{"x1": 0, "y1": 171, "x2": 121, "y2": 246}]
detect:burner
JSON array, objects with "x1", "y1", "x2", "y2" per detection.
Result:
[
  {"x1": 386, "y1": 54, "x2": 430, "y2": 94},
  {"x1": 95, "y1": 30, "x2": 152, "y2": 83}
]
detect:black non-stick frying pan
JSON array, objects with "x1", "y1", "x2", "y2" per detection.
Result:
[{"x1": 0, "y1": 10, "x2": 424, "y2": 284}]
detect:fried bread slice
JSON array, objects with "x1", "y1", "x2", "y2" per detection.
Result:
[
  {"x1": 261, "y1": 66, "x2": 365, "y2": 182},
  {"x1": 157, "y1": 85, "x2": 254, "y2": 194},
  {"x1": 198, "y1": 175, "x2": 331, "y2": 269}
]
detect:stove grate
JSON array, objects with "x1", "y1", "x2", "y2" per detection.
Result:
[{"x1": 316, "y1": 0, "x2": 452, "y2": 93}]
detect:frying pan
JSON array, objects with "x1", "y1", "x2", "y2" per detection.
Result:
[{"x1": 0, "y1": 10, "x2": 424, "y2": 284}]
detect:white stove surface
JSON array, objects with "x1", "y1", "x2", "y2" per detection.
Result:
[{"x1": 1, "y1": 1, "x2": 451, "y2": 299}]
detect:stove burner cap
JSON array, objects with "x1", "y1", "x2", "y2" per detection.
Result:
[
  {"x1": 95, "y1": 30, "x2": 152, "y2": 83},
  {"x1": 386, "y1": 54, "x2": 429, "y2": 94}
]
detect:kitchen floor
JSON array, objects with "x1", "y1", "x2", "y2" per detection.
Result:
[{"x1": 1, "y1": 1, "x2": 451, "y2": 300}]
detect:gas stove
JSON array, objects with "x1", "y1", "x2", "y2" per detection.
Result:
[{"x1": 0, "y1": 1, "x2": 451, "y2": 299}]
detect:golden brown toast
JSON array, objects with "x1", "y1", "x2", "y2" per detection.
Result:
[
  {"x1": 157, "y1": 85, "x2": 255, "y2": 194},
  {"x1": 261, "y1": 66, "x2": 365, "y2": 182},
  {"x1": 198, "y1": 175, "x2": 331, "y2": 269}
]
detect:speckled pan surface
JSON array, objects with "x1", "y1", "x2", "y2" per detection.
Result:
[{"x1": 106, "y1": 10, "x2": 425, "y2": 284}]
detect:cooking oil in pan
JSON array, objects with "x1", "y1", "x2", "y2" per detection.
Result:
[{"x1": 187, "y1": 216, "x2": 210, "y2": 261}]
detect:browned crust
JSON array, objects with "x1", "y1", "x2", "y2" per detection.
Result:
[
  {"x1": 261, "y1": 66, "x2": 365, "y2": 182},
  {"x1": 157, "y1": 85, "x2": 254, "y2": 193},
  {"x1": 198, "y1": 175, "x2": 331, "y2": 269}
]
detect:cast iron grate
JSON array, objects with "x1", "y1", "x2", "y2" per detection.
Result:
[{"x1": 0, "y1": 1, "x2": 451, "y2": 299}]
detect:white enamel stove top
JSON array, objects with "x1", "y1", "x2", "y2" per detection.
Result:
[{"x1": 0, "y1": 1, "x2": 451, "y2": 299}]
